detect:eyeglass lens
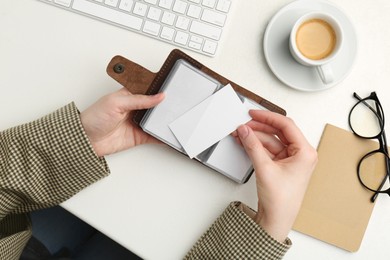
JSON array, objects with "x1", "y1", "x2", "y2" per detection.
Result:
[
  {"x1": 349, "y1": 99, "x2": 383, "y2": 138},
  {"x1": 359, "y1": 151, "x2": 390, "y2": 192}
]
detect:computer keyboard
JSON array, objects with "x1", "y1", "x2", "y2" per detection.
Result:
[{"x1": 37, "y1": 0, "x2": 232, "y2": 56}]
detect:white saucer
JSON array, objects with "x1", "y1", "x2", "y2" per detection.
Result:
[{"x1": 263, "y1": 0, "x2": 358, "y2": 91}]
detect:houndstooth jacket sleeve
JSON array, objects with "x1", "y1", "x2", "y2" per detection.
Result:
[
  {"x1": 0, "y1": 103, "x2": 291, "y2": 260},
  {"x1": 0, "y1": 103, "x2": 110, "y2": 259}
]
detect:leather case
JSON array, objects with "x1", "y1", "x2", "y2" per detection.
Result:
[{"x1": 106, "y1": 49, "x2": 286, "y2": 183}]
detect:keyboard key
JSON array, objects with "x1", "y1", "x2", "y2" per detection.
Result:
[
  {"x1": 54, "y1": 0, "x2": 72, "y2": 7},
  {"x1": 216, "y1": 0, "x2": 231, "y2": 13},
  {"x1": 190, "y1": 35, "x2": 203, "y2": 44},
  {"x1": 144, "y1": 0, "x2": 157, "y2": 4},
  {"x1": 187, "y1": 4, "x2": 201, "y2": 19},
  {"x1": 143, "y1": 20, "x2": 161, "y2": 36},
  {"x1": 174, "y1": 31, "x2": 189, "y2": 45},
  {"x1": 147, "y1": 7, "x2": 162, "y2": 21},
  {"x1": 176, "y1": 16, "x2": 190, "y2": 30},
  {"x1": 161, "y1": 11, "x2": 176, "y2": 25},
  {"x1": 189, "y1": 41, "x2": 201, "y2": 50},
  {"x1": 119, "y1": 0, "x2": 133, "y2": 12},
  {"x1": 133, "y1": 2, "x2": 148, "y2": 16},
  {"x1": 190, "y1": 20, "x2": 221, "y2": 40},
  {"x1": 72, "y1": 0, "x2": 143, "y2": 30},
  {"x1": 159, "y1": 0, "x2": 173, "y2": 9},
  {"x1": 203, "y1": 40, "x2": 217, "y2": 55},
  {"x1": 161, "y1": 26, "x2": 175, "y2": 41},
  {"x1": 173, "y1": 0, "x2": 187, "y2": 14},
  {"x1": 202, "y1": 0, "x2": 216, "y2": 8},
  {"x1": 104, "y1": 0, "x2": 119, "y2": 7},
  {"x1": 189, "y1": 0, "x2": 201, "y2": 3},
  {"x1": 201, "y1": 9, "x2": 226, "y2": 27}
]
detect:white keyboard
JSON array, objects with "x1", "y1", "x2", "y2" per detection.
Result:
[{"x1": 38, "y1": 0, "x2": 232, "y2": 56}]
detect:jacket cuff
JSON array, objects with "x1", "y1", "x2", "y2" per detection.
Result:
[
  {"x1": 184, "y1": 201, "x2": 291, "y2": 260},
  {"x1": 238, "y1": 202, "x2": 292, "y2": 248}
]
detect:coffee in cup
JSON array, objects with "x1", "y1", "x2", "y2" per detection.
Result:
[
  {"x1": 296, "y1": 18, "x2": 336, "y2": 60},
  {"x1": 290, "y1": 12, "x2": 343, "y2": 84}
]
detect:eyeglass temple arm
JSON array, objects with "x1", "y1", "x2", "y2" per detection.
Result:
[
  {"x1": 369, "y1": 153, "x2": 390, "y2": 202},
  {"x1": 371, "y1": 132, "x2": 389, "y2": 202},
  {"x1": 375, "y1": 97, "x2": 389, "y2": 201},
  {"x1": 370, "y1": 129, "x2": 389, "y2": 202},
  {"x1": 384, "y1": 138, "x2": 390, "y2": 198},
  {"x1": 353, "y1": 92, "x2": 362, "y2": 100},
  {"x1": 373, "y1": 156, "x2": 390, "y2": 202},
  {"x1": 353, "y1": 92, "x2": 380, "y2": 118}
]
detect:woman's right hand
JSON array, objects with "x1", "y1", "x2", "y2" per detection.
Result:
[{"x1": 236, "y1": 110, "x2": 318, "y2": 242}]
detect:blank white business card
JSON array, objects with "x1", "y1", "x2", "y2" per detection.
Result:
[
  {"x1": 204, "y1": 97, "x2": 268, "y2": 182},
  {"x1": 205, "y1": 135, "x2": 252, "y2": 182},
  {"x1": 168, "y1": 84, "x2": 251, "y2": 158},
  {"x1": 141, "y1": 59, "x2": 220, "y2": 151}
]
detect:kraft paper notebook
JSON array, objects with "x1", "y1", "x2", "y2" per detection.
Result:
[
  {"x1": 105, "y1": 49, "x2": 286, "y2": 184},
  {"x1": 293, "y1": 124, "x2": 383, "y2": 252}
]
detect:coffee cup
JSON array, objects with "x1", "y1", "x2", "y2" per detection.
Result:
[{"x1": 289, "y1": 12, "x2": 343, "y2": 84}]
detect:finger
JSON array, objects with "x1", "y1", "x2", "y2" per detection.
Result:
[
  {"x1": 246, "y1": 120, "x2": 288, "y2": 144},
  {"x1": 233, "y1": 132, "x2": 277, "y2": 159},
  {"x1": 233, "y1": 135, "x2": 242, "y2": 146},
  {"x1": 249, "y1": 110, "x2": 308, "y2": 147},
  {"x1": 246, "y1": 120, "x2": 280, "y2": 135},
  {"x1": 120, "y1": 92, "x2": 165, "y2": 111},
  {"x1": 237, "y1": 125, "x2": 271, "y2": 169},
  {"x1": 253, "y1": 131, "x2": 285, "y2": 157},
  {"x1": 118, "y1": 87, "x2": 132, "y2": 95}
]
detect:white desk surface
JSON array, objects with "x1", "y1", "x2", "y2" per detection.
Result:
[{"x1": 1, "y1": 0, "x2": 390, "y2": 259}]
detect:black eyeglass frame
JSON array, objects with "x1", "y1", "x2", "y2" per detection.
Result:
[{"x1": 348, "y1": 92, "x2": 390, "y2": 202}]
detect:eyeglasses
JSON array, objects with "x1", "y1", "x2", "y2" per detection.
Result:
[{"x1": 348, "y1": 92, "x2": 390, "y2": 202}]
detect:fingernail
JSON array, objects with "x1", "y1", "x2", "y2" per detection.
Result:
[
  {"x1": 152, "y1": 93, "x2": 165, "y2": 101},
  {"x1": 237, "y1": 125, "x2": 249, "y2": 138}
]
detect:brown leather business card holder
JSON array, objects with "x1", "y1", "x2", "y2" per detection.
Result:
[{"x1": 106, "y1": 49, "x2": 286, "y2": 183}]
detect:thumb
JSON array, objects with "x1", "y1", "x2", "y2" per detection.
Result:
[
  {"x1": 122, "y1": 93, "x2": 165, "y2": 111},
  {"x1": 237, "y1": 125, "x2": 270, "y2": 169}
]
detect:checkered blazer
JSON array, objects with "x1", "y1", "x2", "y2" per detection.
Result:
[{"x1": 0, "y1": 103, "x2": 290, "y2": 259}]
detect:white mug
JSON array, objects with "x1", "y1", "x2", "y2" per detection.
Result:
[{"x1": 289, "y1": 12, "x2": 343, "y2": 84}]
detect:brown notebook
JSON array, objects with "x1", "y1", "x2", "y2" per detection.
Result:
[
  {"x1": 105, "y1": 49, "x2": 286, "y2": 184},
  {"x1": 293, "y1": 124, "x2": 381, "y2": 252}
]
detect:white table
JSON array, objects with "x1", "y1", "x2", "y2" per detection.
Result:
[{"x1": 1, "y1": 0, "x2": 389, "y2": 259}]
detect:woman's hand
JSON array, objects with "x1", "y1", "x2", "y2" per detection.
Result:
[
  {"x1": 80, "y1": 88, "x2": 164, "y2": 157},
  {"x1": 236, "y1": 110, "x2": 318, "y2": 242}
]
